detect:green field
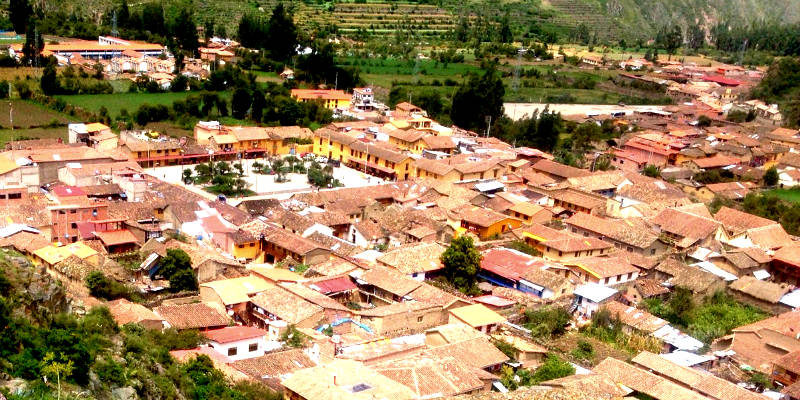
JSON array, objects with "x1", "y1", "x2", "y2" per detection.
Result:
[
  {"x1": 766, "y1": 188, "x2": 800, "y2": 203},
  {"x1": 0, "y1": 100, "x2": 74, "y2": 129},
  {"x1": 55, "y1": 92, "x2": 196, "y2": 119},
  {"x1": 0, "y1": 127, "x2": 68, "y2": 147}
]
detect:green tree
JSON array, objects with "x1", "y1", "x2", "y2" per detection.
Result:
[
  {"x1": 158, "y1": 249, "x2": 197, "y2": 291},
  {"x1": 498, "y1": 15, "x2": 512, "y2": 43},
  {"x1": 440, "y1": 236, "x2": 481, "y2": 294},
  {"x1": 117, "y1": 0, "x2": 130, "y2": 29},
  {"x1": 668, "y1": 287, "x2": 695, "y2": 327},
  {"x1": 170, "y1": 6, "x2": 199, "y2": 56},
  {"x1": 40, "y1": 60, "x2": 60, "y2": 95},
  {"x1": 764, "y1": 167, "x2": 779, "y2": 187},
  {"x1": 266, "y1": 3, "x2": 298, "y2": 62},
  {"x1": 41, "y1": 352, "x2": 74, "y2": 400},
  {"x1": 9, "y1": 0, "x2": 32, "y2": 34},
  {"x1": 657, "y1": 25, "x2": 683, "y2": 60},
  {"x1": 231, "y1": 87, "x2": 251, "y2": 119},
  {"x1": 281, "y1": 324, "x2": 307, "y2": 348},
  {"x1": 531, "y1": 354, "x2": 575, "y2": 383},
  {"x1": 450, "y1": 65, "x2": 505, "y2": 132}
]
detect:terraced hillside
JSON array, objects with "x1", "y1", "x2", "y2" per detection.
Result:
[
  {"x1": 298, "y1": 2, "x2": 459, "y2": 39},
  {"x1": 30, "y1": 0, "x2": 800, "y2": 42}
]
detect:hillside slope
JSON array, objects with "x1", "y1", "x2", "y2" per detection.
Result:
[{"x1": 23, "y1": 0, "x2": 800, "y2": 42}]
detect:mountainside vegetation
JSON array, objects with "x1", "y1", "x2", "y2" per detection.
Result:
[
  {"x1": 8, "y1": 0, "x2": 800, "y2": 43},
  {"x1": 0, "y1": 249, "x2": 280, "y2": 399}
]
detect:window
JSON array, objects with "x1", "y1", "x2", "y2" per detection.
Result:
[
  {"x1": 70, "y1": 210, "x2": 77, "y2": 214},
  {"x1": 250, "y1": 243, "x2": 255, "y2": 247},
  {"x1": 71, "y1": 223, "x2": 77, "y2": 229},
  {"x1": 228, "y1": 347, "x2": 238, "y2": 356},
  {"x1": 248, "y1": 343, "x2": 258, "y2": 352},
  {"x1": 319, "y1": 138, "x2": 323, "y2": 145},
  {"x1": 651, "y1": 248, "x2": 656, "y2": 255},
  {"x1": 558, "y1": 251, "x2": 563, "y2": 257},
  {"x1": 417, "y1": 316, "x2": 423, "y2": 323}
]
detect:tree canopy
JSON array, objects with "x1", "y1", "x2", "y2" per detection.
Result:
[
  {"x1": 450, "y1": 65, "x2": 505, "y2": 132},
  {"x1": 440, "y1": 236, "x2": 481, "y2": 294}
]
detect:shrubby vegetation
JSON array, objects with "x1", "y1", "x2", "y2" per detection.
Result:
[
  {"x1": 644, "y1": 290, "x2": 767, "y2": 343},
  {"x1": 522, "y1": 306, "x2": 571, "y2": 338},
  {"x1": 440, "y1": 236, "x2": 482, "y2": 295}
]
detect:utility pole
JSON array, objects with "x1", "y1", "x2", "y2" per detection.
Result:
[
  {"x1": 485, "y1": 115, "x2": 492, "y2": 138},
  {"x1": 334, "y1": 71, "x2": 338, "y2": 90}
]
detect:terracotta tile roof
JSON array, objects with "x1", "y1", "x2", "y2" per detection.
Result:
[
  {"x1": 407, "y1": 283, "x2": 468, "y2": 308},
  {"x1": 547, "y1": 188, "x2": 608, "y2": 210},
  {"x1": 349, "y1": 140, "x2": 409, "y2": 164},
  {"x1": 567, "y1": 256, "x2": 639, "y2": 279},
  {"x1": 531, "y1": 159, "x2": 591, "y2": 179},
  {"x1": 106, "y1": 298, "x2": 164, "y2": 326},
  {"x1": 453, "y1": 205, "x2": 516, "y2": 228},
  {"x1": 425, "y1": 323, "x2": 487, "y2": 344},
  {"x1": 729, "y1": 276, "x2": 793, "y2": 303},
  {"x1": 306, "y1": 276, "x2": 357, "y2": 294},
  {"x1": 279, "y1": 282, "x2": 351, "y2": 312},
  {"x1": 95, "y1": 229, "x2": 138, "y2": 246},
  {"x1": 603, "y1": 301, "x2": 668, "y2": 333},
  {"x1": 523, "y1": 223, "x2": 614, "y2": 253},
  {"x1": 784, "y1": 381, "x2": 800, "y2": 398},
  {"x1": 775, "y1": 350, "x2": 800, "y2": 375},
  {"x1": 352, "y1": 220, "x2": 384, "y2": 241},
  {"x1": 306, "y1": 233, "x2": 361, "y2": 258},
  {"x1": 733, "y1": 309, "x2": 800, "y2": 337},
  {"x1": 593, "y1": 357, "x2": 708, "y2": 400},
  {"x1": 631, "y1": 351, "x2": 767, "y2": 400},
  {"x1": 421, "y1": 135, "x2": 456, "y2": 149},
  {"x1": 714, "y1": 207, "x2": 775, "y2": 236},
  {"x1": 541, "y1": 373, "x2": 631, "y2": 397},
  {"x1": 199, "y1": 276, "x2": 274, "y2": 305},
  {"x1": 774, "y1": 245, "x2": 800, "y2": 267},
  {"x1": 280, "y1": 359, "x2": 416, "y2": 400},
  {"x1": 565, "y1": 213, "x2": 658, "y2": 249},
  {"x1": 565, "y1": 171, "x2": 627, "y2": 192},
  {"x1": 203, "y1": 326, "x2": 267, "y2": 344},
  {"x1": 651, "y1": 207, "x2": 719, "y2": 247},
  {"x1": 691, "y1": 154, "x2": 743, "y2": 169},
  {"x1": 356, "y1": 267, "x2": 421, "y2": 297},
  {"x1": 374, "y1": 355, "x2": 487, "y2": 397},
  {"x1": 633, "y1": 278, "x2": 670, "y2": 298},
  {"x1": 306, "y1": 257, "x2": 361, "y2": 277},
  {"x1": 231, "y1": 348, "x2": 315, "y2": 382},
  {"x1": 377, "y1": 242, "x2": 445, "y2": 275},
  {"x1": 250, "y1": 287, "x2": 323, "y2": 324},
  {"x1": 747, "y1": 224, "x2": 794, "y2": 250},
  {"x1": 154, "y1": 302, "x2": 230, "y2": 330},
  {"x1": 261, "y1": 224, "x2": 328, "y2": 256},
  {"x1": 449, "y1": 304, "x2": 506, "y2": 328},
  {"x1": 358, "y1": 300, "x2": 439, "y2": 317},
  {"x1": 654, "y1": 258, "x2": 721, "y2": 294},
  {"x1": 422, "y1": 336, "x2": 509, "y2": 370},
  {"x1": 387, "y1": 128, "x2": 427, "y2": 143}
]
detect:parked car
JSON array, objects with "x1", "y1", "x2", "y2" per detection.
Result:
[{"x1": 315, "y1": 156, "x2": 329, "y2": 163}]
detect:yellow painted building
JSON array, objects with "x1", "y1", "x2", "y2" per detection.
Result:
[
  {"x1": 195, "y1": 124, "x2": 313, "y2": 156},
  {"x1": 313, "y1": 128, "x2": 414, "y2": 180},
  {"x1": 290, "y1": 89, "x2": 351, "y2": 110},
  {"x1": 32, "y1": 241, "x2": 100, "y2": 267}
]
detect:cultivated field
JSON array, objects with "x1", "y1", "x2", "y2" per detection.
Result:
[
  {"x1": 0, "y1": 100, "x2": 73, "y2": 128},
  {"x1": 766, "y1": 188, "x2": 800, "y2": 203},
  {"x1": 0, "y1": 127, "x2": 68, "y2": 147},
  {"x1": 55, "y1": 92, "x2": 198, "y2": 119}
]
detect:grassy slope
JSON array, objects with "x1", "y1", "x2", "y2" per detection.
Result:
[{"x1": 766, "y1": 188, "x2": 800, "y2": 203}]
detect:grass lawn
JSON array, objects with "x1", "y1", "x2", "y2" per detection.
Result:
[
  {"x1": 251, "y1": 70, "x2": 282, "y2": 84},
  {"x1": 55, "y1": 92, "x2": 197, "y2": 119},
  {"x1": 766, "y1": 188, "x2": 800, "y2": 203},
  {"x1": 0, "y1": 100, "x2": 75, "y2": 128},
  {"x1": 0, "y1": 127, "x2": 67, "y2": 147}
]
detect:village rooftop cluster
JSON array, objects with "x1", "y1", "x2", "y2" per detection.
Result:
[{"x1": 1, "y1": 63, "x2": 800, "y2": 400}]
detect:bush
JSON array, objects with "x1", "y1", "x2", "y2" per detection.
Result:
[
  {"x1": 523, "y1": 306, "x2": 571, "y2": 338},
  {"x1": 531, "y1": 354, "x2": 575, "y2": 383},
  {"x1": 85, "y1": 271, "x2": 134, "y2": 301}
]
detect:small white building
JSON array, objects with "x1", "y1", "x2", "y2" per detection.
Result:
[
  {"x1": 203, "y1": 326, "x2": 277, "y2": 361},
  {"x1": 572, "y1": 284, "x2": 618, "y2": 317}
]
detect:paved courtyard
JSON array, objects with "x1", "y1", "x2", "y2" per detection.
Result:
[{"x1": 144, "y1": 157, "x2": 384, "y2": 199}]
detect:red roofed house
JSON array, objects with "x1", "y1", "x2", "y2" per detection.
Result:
[
  {"x1": 77, "y1": 218, "x2": 139, "y2": 253},
  {"x1": 479, "y1": 247, "x2": 572, "y2": 299},
  {"x1": 772, "y1": 246, "x2": 800, "y2": 286},
  {"x1": 203, "y1": 326, "x2": 274, "y2": 361},
  {"x1": 773, "y1": 350, "x2": 800, "y2": 392}
]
